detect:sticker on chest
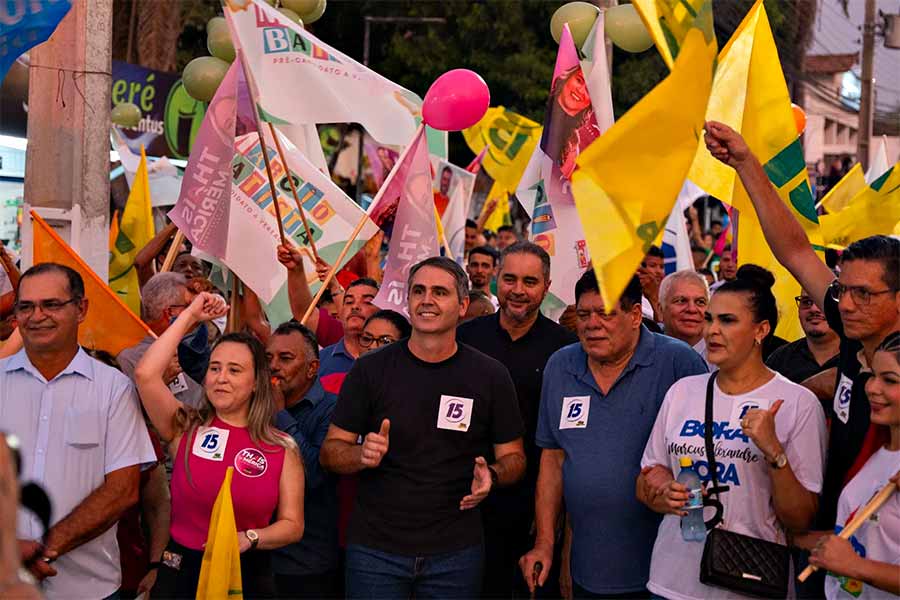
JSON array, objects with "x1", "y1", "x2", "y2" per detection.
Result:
[
  {"x1": 192, "y1": 427, "x2": 229, "y2": 461},
  {"x1": 234, "y1": 447, "x2": 268, "y2": 477},
  {"x1": 833, "y1": 373, "x2": 853, "y2": 425},
  {"x1": 559, "y1": 396, "x2": 590, "y2": 429},
  {"x1": 437, "y1": 395, "x2": 474, "y2": 432}
]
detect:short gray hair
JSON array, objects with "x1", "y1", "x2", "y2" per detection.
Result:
[
  {"x1": 408, "y1": 256, "x2": 469, "y2": 302},
  {"x1": 141, "y1": 272, "x2": 189, "y2": 322},
  {"x1": 659, "y1": 270, "x2": 710, "y2": 310}
]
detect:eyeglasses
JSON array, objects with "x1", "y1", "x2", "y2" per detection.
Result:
[
  {"x1": 14, "y1": 298, "x2": 80, "y2": 316},
  {"x1": 575, "y1": 308, "x2": 619, "y2": 321},
  {"x1": 794, "y1": 296, "x2": 815, "y2": 309},
  {"x1": 359, "y1": 333, "x2": 396, "y2": 348},
  {"x1": 829, "y1": 281, "x2": 897, "y2": 306}
]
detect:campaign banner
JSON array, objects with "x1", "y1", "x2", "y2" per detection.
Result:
[
  {"x1": 224, "y1": 0, "x2": 419, "y2": 146},
  {"x1": 432, "y1": 159, "x2": 476, "y2": 264},
  {"x1": 111, "y1": 60, "x2": 206, "y2": 160}
]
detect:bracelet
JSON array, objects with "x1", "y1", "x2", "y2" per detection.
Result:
[{"x1": 147, "y1": 561, "x2": 162, "y2": 570}]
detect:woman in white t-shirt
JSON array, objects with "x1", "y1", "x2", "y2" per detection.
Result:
[
  {"x1": 805, "y1": 332, "x2": 900, "y2": 599},
  {"x1": 636, "y1": 275, "x2": 827, "y2": 600}
]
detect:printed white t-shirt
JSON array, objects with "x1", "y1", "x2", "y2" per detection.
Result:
[
  {"x1": 641, "y1": 372, "x2": 827, "y2": 600},
  {"x1": 825, "y1": 446, "x2": 900, "y2": 600}
]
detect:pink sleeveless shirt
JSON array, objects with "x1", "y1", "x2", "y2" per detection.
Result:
[{"x1": 170, "y1": 417, "x2": 286, "y2": 550}]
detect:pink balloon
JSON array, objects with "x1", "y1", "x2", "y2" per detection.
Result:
[{"x1": 422, "y1": 69, "x2": 490, "y2": 132}]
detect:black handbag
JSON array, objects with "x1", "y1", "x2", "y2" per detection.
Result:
[{"x1": 698, "y1": 372, "x2": 790, "y2": 598}]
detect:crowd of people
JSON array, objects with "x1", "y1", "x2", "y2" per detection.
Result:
[{"x1": 0, "y1": 125, "x2": 897, "y2": 600}]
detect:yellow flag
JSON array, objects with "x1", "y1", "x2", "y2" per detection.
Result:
[
  {"x1": 819, "y1": 163, "x2": 866, "y2": 213},
  {"x1": 109, "y1": 146, "x2": 155, "y2": 316},
  {"x1": 632, "y1": 0, "x2": 715, "y2": 70},
  {"x1": 197, "y1": 467, "x2": 243, "y2": 600},
  {"x1": 687, "y1": 0, "x2": 822, "y2": 341},
  {"x1": 462, "y1": 107, "x2": 542, "y2": 195},
  {"x1": 481, "y1": 187, "x2": 511, "y2": 232},
  {"x1": 31, "y1": 211, "x2": 153, "y2": 356},
  {"x1": 572, "y1": 28, "x2": 716, "y2": 309},
  {"x1": 820, "y1": 164, "x2": 900, "y2": 247}
]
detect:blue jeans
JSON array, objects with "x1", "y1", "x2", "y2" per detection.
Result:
[{"x1": 345, "y1": 543, "x2": 483, "y2": 599}]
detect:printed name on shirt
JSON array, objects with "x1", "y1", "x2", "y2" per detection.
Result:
[
  {"x1": 192, "y1": 426, "x2": 229, "y2": 461},
  {"x1": 437, "y1": 395, "x2": 474, "y2": 432},
  {"x1": 559, "y1": 396, "x2": 590, "y2": 430},
  {"x1": 234, "y1": 447, "x2": 268, "y2": 477}
]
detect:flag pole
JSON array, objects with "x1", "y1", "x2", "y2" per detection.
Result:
[
  {"x1": 227, "y1": 272, "x2": 241, "y2": 334},
  {"x1": 160, "y1": 230, "x2": 186, "y2": 272},
  {"x1": 267, "y1": 122, "x2": 320, "y2": 260},
  {"x1": 233, "y1": 49, "x2": 289, "y2": 247},
  {"x1": 301, "y1": 212, "x2": 370, "y2": 326},
  {"x1": 301, "y1": 124, "x2": 426, "y2": 325}
]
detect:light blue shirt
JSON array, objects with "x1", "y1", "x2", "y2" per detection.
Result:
[
  {"x1": 0, "y1": 347, "x2": 156, "y2": 599},
  {"x1": 536, "y1": 327, "x2": 708, "y2": 594}
]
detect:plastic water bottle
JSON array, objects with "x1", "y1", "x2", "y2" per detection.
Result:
[{"x1": 678, "y1": 457, "x2": 706, "y2": 542}]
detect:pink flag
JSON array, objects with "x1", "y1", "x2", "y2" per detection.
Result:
[
  {"x1": 465, "y1": 146, "x2": 488, "y2": 174},
  {"x1": 371, "y1": 127, "x2": 439, "y2": 317},
  {"x1": 168, "y1": 60, "x2": 257, "y2": 258}
]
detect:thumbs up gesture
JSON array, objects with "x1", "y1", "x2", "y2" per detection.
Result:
[
  {"x1": 361, "y1": 419, "x2": 390, "y2": 469},
  {"x1": 459, "y1": 456, "x2": 493, "y2": 511},
  {"x1": 740, "y1": 399, "x2": 784, "y2": 461}
]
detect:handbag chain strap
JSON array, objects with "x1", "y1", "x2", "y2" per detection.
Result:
[{"x1": 703, "y1": 371, "x2": 730, "y2": 530}]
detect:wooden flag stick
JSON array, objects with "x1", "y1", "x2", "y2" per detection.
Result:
[
  {"x1": 227, "y1": 273, "x2": 241, "y2": 334},
  {"x1": 797, "y1": 480, "x2": 897, "y2": 582},
  {"x1": 254, "y1": 125, "x2": 289, "y2": 247},
  {"x1": 300, "y1": 124, "x2": 425, "y2": 325},
  {"x1": 160, "y1": 230, "x2": 185, "y2": 272},
  {"x1": 301, "y1": 211, "x2": 370, "y2": 326},
  {"x1": 267, "y1": 122, "x2": 319, "y2": 260},
  {"x1": 232, "y1": 48, "x2": 288, "y2": 247}
]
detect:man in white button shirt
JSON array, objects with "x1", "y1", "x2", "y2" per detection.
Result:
[{"x1": 0, "y1": 263, "x2": 156, "y2": 599}]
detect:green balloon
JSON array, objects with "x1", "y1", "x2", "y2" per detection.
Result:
[
  {"x1": 278, "y1": 7, "x2": 303, "y2": 24},
  {"x1": 281, "y1": 0, "x2": 318, "y2": 15},
  {"x1": 300, "y1": 0, "x2": 326, "y2": 25},
  {"x1": 182, "y1": 56, "x2": 230, "y2": 103},
  {"x1": 111, "y1": 102, "x2": 142, "y2": 128},
  {"x1": 605, "y1": 4, "x2": 653, "y2": 53},
  {"x1": 207, "y1": 23, "x2": 236, "y2": 62},
  {"x1": 550, "y1": 2, "x2": 600, "y2": 49},
  {"x1": 207, "y1": 16, "x2": 226, "y2": 36}
]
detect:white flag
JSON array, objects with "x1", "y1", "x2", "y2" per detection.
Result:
[{"x1": 224, "y1": 0, "x2": 419, "y2": 146}]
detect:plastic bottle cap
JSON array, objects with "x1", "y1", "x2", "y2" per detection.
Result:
[{"x1": 679, "y1": 456, "x2": 693, "y2": 468}]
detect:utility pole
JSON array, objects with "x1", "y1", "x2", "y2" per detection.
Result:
[
  {"x1": 22, "y1": 0, "x2": 113, "y2": 277},
  {"x1": 857, "y1": 0, "x2": 876, "y2": 170}
]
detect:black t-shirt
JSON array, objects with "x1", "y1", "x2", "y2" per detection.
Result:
[
  {"x1": 457, "y1": 312, "x2": 576, "y2": 522},
  {"x1": 817, "y1": 293, "x2": 873, "y2": 529},
  {"x1": 765, "y1": 338, "x2": 840, "y2": 385},
  {"x1": 331, "y1": 340, "x2": 524, "y2": 556}
]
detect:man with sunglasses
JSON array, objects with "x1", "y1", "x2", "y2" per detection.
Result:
[
  {"x1": 704, "y1": 121, "x2": 900, "y2": 595},
  {"x1": 0, "y1": 263, "x2": 155, "y2": 599},
  {"x1": 766, "y1": 288, "x2": 840, "y2": 386}
]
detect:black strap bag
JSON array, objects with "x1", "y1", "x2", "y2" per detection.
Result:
[{"x1": 698, "y1": 372, "x2": 790, "y2": 598}]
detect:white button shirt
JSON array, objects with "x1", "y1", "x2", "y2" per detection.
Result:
[{"x1": 0, "y1": 347, "x2": 156, "y2": 599}]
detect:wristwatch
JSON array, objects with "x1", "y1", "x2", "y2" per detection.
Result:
[
  {"x1": 767, "y1": 452, "x2": 788, "y2": 470},
  {"x1": 488, "y1": 466, "x2": 499, "y2": 485},
  {"x1": 245, "y1": 529, "x2": 260, "y2": 550}
]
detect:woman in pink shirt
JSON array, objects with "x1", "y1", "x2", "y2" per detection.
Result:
[{"x1": 135, "y1": 292, "x2": 304, "y2": 598}]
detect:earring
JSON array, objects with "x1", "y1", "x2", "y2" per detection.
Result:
[{"x1": 754, "y1": 339, "x2": 761, "y2": 346}]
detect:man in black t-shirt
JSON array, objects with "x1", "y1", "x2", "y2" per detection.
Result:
[
  {"x1": 321, "y1": 257, "x2": 526, "y2": 599},
  {"x1": 704, "y1": 122, "x2": 900, "y2": 596},
  {"x1": 766, "y1": 287, "x2": 840, "y2": 386},
  {"x1": 457, "y1": 241, "x2": 575, "y2": 598}
]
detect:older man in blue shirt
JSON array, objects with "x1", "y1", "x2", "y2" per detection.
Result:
[
  {"x1": 520, "y1": 271, "x2": 707, "y2": 598},
  {"x1": 267, "y1": 321, "x2": 340, "y2": 598}
]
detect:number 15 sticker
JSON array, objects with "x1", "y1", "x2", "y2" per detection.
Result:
[
  {"x1": 560, "y1": 396, "x2": 590, "y2": 429},
  {"x1": 437, "y1": 395, "x2": 474, "y2": 432}
]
